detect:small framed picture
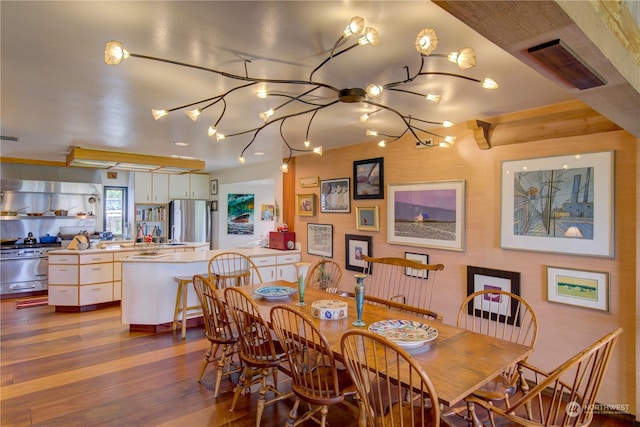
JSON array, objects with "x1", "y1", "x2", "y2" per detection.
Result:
[
  {"x1": 307, "y1": 223, "x2": 333, "y2": 258},
  {"x1": 404, "y1": 252, "x2": 429, "y2": 278},
  {"x1": 354, "y1": 157, "x2": 384, "y2": 200},
  {"x1": 345, "y1": 234, "x2": 372, "y2": 272},
  {"x1": 296, "y1": 193, "x2": 316, "y2": 216},
  {"x1": 546, "y1": 266, "x2": 609, "y2": 312},
  {"x1": 211, "y1": 200, "x2": 218, "y2": 212},
  {"x1": 299, "y1": 176, "x2": 319, "y2": 188},
  {"x1": 320, "y1": 178, "x2": 350, "y2": 213},
  {"x1": 467, "y1": 266, "x2": 521, "y2": 325},
  {"x1": 355, "y1": 206, "x2": 379, "y2": 231},
  {"x1": 210, "y1": 179, "x2": 218, "y2": 195}
]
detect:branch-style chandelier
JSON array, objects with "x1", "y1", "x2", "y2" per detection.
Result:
[{"x1": 104, "y1": 16, "x2": 498, "y2": 172}]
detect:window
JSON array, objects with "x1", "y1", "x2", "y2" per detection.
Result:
[{"x1": 104, "y1": 186, "x2": 127, "y2": 236}]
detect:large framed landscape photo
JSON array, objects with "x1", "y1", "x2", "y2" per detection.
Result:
[
  {"x1": 387, "y1": 180, "x2": 465, "y2": 251},
  {"x1": 546, "y1": 266, "x2": 609, "y2": 312},
  {"x1": 500, "y1": 151, "x2": 614, "y2": 258}
]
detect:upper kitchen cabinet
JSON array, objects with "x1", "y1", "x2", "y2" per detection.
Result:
[
  {"x1": 169, "y1": 173, "x2": 210, "y2": 200},
  {"x1": 134, "y1": 172, "x2": 169, "y2": 204}
]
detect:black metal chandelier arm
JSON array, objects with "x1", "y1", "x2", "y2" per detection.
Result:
[
  {"x1": 305, "y1": 110, "x2": 318, "y2": 141},
  {"x1": 266, "y1": 85, "x2": 326, "y2": 114},
  {"x1": 129, "y1": 52, "x2": 339, "y2": 93},
  {"x1": 238, "y1": 102, "x2": 338, "y2": 157},
  {"x1": 309, "y1": 41, "x2": 360, "y2": 81},
  {"x1": 408, "y1": 123, "x2": 446, "y2": 139},
  {"x1": 363, "y1": 100, "x2": 423, "y2": 142},
  {"x1": 165, "y1": 95, "x2": 221, "y2": 112},
  {"x1": 266, "y1": 93, "x2": 331, "y2": 108},
  {"x1": 279, "y1": 120, "x2": 294, "y2": 164},
  {"x1": 163, "y1": 82, "x2": 256, "y2": 112},
  {"x1": 212, "y1": 98, "x2": 227, "y2": 127},
  {"x1": 418, "y1": 71, "x2": 481, "y2": 84},
  {"x1": 382, "y1": 56, "x2": 426, "y2": 90},
  {"x1": 402, "y1": 115, "x2": 443, "y2": 126},
  {"x1": 386, "y1": 87, "x2": 427, "y2": 98}
]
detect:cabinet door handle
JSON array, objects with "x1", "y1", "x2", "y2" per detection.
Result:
[{"x1": 92, "y1": 267, "x2": 102, "y2": 271}]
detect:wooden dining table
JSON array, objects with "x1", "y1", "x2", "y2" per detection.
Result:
[{"x1": 217, "y1": 280, "x2": 533, "y2": 409}]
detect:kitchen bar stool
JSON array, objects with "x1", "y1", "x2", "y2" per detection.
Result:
[{"x1": 173, "y1": 275, "x2": 204, "y2": 338}]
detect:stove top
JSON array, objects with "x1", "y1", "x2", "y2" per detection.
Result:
[{"x1": 0, "y1": 243, "x2": 62, "y2": 250}]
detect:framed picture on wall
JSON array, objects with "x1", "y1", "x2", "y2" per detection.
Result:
[
  {"x1": 353, "y1": 157, "x2": 384, "y2": 199},
  {"x1": 387, "y1": 180, "x2": 465, "y2": 251},
  {"x1": 466, "y1": 266, "x2": 521, "y2": 325},
  {"x1": 500, "y1": 151, "x2": 614, "y2": 257},
  {"x1": 210, "y1": 179, "x2": 218, "y2": 195},
  {"x1": 296, "y1": 193, "x2": 316, "y2": 216},
  {"x1": 307, "y1": 223, "x2": 333, "y2": 258},
  {"x1": 546, "y1": 266, "x2": 609, "y2": 312},
  {"x1": 404, "y1": 252, "x2": 429, "y2": 278},
  {"x1": 345, "y1": 234, "x2": 372, "y2": 272},
  {"x1": 320, "y1": 178, "x2": 350, "y2": 213},
  {"x1": 355, "y1": 206, "x2": 379, "y2": 231}
]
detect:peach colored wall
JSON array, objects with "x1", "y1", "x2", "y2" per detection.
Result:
[{"x1": 292, "y1": 125, "x2": 636, "y2": 413}]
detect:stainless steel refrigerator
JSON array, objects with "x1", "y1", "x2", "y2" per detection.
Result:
[{"x1": 168, "y1": 200, "x2": 213, "y2": 248}]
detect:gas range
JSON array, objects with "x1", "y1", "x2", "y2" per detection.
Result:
[
  {"x1": 0, "y1": 243, "x2": 61, "y2": 259},
  {"x1": 1, "y1": 243, "x2": 62, "y2": 250}
]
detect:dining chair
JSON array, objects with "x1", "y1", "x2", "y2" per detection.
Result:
[
  {"x1": 362, "y1": 255, "x2": 444, "y2": 311},
  {"x1": 307, "y1": 259, "x2": 342, "y2": 294},
  {"x1": 467, "y1": 327, "x2": 622, "y2": 427},
  {"x1": 191, "y1": 274, "x2": 242, "y2": 398},
  {"x1": 454, "y1": 289, "x2": 538, "y2": 424},
  {"x1": 208, "y1": 251, "x2": 263, "y2": 289},
  {"x1": 341, "y1": 329, "x2": 441, "y2": 427},
  {"x1": 269, "y1": 304, "x2": 359, "y2": 427},
  {"x1": 223, "y1": 286, "x2": 293, "y2": 425}
]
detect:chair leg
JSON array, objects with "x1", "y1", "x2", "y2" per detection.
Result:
[
  {"x1": 180, "y1": 283, "x2": 188, "y2": 338},
  {"x1": 197, "y1": 343, "x2": 218, "y2": 383},
  {"x1": 256, "y1": 369, "x2": 269, "y2": 427},
  {"x1": 230, "y1": 366, "x2": 251, "y2": 411},
  {"x1": 287, "y1": 398, "x2": 300, "y2": 427},
  {"x1": 466, "y1": 401, "x2": 483, "y2": 427},
  {"x1": 213, "y1": 344, "x2": 229, "y2": 398},
  {"x1": 319, "y1": 405, "x2": 328, "y2": 427}
]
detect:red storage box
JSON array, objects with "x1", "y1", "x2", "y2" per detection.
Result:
[{"x1": 268, "y1": 231, "x2": 296, "y2": 250}]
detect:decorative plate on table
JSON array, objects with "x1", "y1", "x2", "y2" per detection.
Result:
[
  {"x1": 253, "y1": 286, "x2": 297, "y2": 301},
  {"x1": 368, "y1": 319, "x2": 438, "y2": 348}
]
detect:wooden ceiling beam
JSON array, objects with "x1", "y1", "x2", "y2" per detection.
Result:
[{"x1": 467, "y1": 100, "x2": 622, "y2": 149}]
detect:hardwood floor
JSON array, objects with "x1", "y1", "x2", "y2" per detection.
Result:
[{"x1": 1, "y1": 298, "x2": 634, "y2": 427}]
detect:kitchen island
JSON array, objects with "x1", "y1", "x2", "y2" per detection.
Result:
[
  {"x1": 120, "y1": 247, "x2": 301, "y2": 332},
  {"x1": 47, "y1": 242, "x2": 209, "y2": 312}
]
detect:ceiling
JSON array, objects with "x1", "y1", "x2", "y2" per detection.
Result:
[{"x1": 1, "y1": 1, "x2": 634, "y2": 173}]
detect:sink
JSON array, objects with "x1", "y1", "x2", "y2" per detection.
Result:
[{"x1": 164, "y1": 243, "x2": 187, "y2": 246}]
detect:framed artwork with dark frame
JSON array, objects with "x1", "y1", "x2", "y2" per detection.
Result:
[
  {"x1": 210, "y1": 179, "x2": 218, "y2": 196},
  {"x1": 354, "y1": 157, "x2": 384, "y2": 199},
  {"x1": 345, "y1": 234, "x2": 372, "y2": 272},
  {"x1": 466, "y1": 266, "x2": 521, "y2": 325},
  {"x1": 355, "y1": 206, "x2": 379, "y2": 231},
  {"x1": 320, "y1": 178, "x2": 351, "y2": 213},
  {"x1": 296, "y1": 193, "x2": 316, "y2": 217},
  {"x1": 404, "y1": 251, "x2": 429, "y2": 278},
  {"x1": 500, "y1": 151, "x2": 614, "y2": 258},
  {"x1": 307, "y1": 223, "x2": 333, "y2": 258}
]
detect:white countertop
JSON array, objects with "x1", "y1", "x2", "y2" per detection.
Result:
[
  {"x1": 47, "y1": 242, "x2": 209, "y2": 255},
  {"x1": 121, "y1": 247, "x2": 301, "y2": 263}
]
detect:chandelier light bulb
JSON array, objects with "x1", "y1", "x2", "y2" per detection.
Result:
[
  {"x1": 358, "y1": 27, "x2": 380, "y2": 46},
  {"x1": 449, "y1": 47, "x2": 476, "y2": 69},
  {"x1": 365, "y1": 129, "x2": 378, "y2": 137},
  {"x1": 439, "y1": 141, "x2": 451, "y2": 148},
  {"x1": 313, "y1": 146, "x2": 323, "y2": 156},
  {"x1": 444, "y1": 135, "x2": 456, "y2": 144},
  {"x1": 303, "y1": 139, "x2": 311, "y2": 148},
  {"x1": 378, "y1": 140, "x2": 386, "y2": 147},
  {"x1": 415, "y1": 28, "x2": 438, "y2": 55},
  {"x1": 425, "y1": 93, "x2": 441, "y2": 104},
  {"x1": 343, "y1": 16, "x2": 365, "y2": 37},
  {"x1": 365, "y1": 84, "x2": 383, "y2": 98},
  {"x1": 280, "y1": 163, "x2": 289, "y2": 173},
  {"x1": 256, "y1": 89, "x2": 268, "y2": 99},
  {"x1": 185, "y1": 108, "x2": 202, "y2": 121},
  {"x1": 259, "y1": 108, "x2": 274, "y2": 122},
  {"x1": 215, "y1": 133, "x2": 225, "y2": 141},
  {"x1": 481, "y1": 78, "x2": 499, "y2": 89},
  {"x1": 359, "y1": 113, "x2": 370, "y2": 123},
  {"x1": 442, "y1": 120, "x2": 453, "y2": 128},
  {"x1": 151, "y1": 109, "x2": 168, "y2": 120},
  {"x1": 207, "y1": 125, "x2": 217, "y2": 136},
  {"x1": 104, "y1": 41, "x2": 129, "y2": 65},
  {"x1": 238, "y1": 155, "x2": 246, "y2": 164}
]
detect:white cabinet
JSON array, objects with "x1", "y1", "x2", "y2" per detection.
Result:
[
  {"x1": 169, "y1": 173, "x2": 210, "y2": 199},
  {"x1": 48, "y1": 252, "x2": 115, "y2": 308},
  {"x1": 253, "y1": 255, "x2": 277, "y2": 282},
  {"x1": 276, "y1": 254, "x2": 301, "y2": 281},
  {"x1": 134, "y1": 172, "x2": 169, "y2": 203}
]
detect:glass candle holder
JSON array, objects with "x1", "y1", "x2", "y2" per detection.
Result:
[
  {"x1": 352, "y1": 273, "x2": 366, "y2": 326},
  {"x1": 294, "y1": 262, "x2": 311, "y2": 306}
]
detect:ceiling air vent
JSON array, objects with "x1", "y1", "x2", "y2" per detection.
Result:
[
  {"x1": 0, "y1": 136, "x2": 19, "y2": 142},
  {"x1": 527, "y1": 39, "x2": 606, "y2": 90}
]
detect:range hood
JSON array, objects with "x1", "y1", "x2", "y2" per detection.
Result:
[{"x1": 66, "y1": 147, "x2": 205, "y2": 174}]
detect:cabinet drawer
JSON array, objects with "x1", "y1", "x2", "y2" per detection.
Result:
[
  {"x1": 80, "y1": 282, "x2": 113, "y2": 305},
  {"x1": 48, "y1": 285, "x2": 78, "y2": 306},
  {"x1": 276, "y1": 254, "x2": 301, "y2": 264},
  {"x1": 79, "y1": 253, "x2": 113, "y2": 264},
  {"x1": 252, "y1": 256, "x2": 277, "y2": 267},
  {"x1": 80, "y1": 264, "x2": 113, "y2": 284},
  {"x1": 114, "y1": 251, "x2": 136, "y2": 261},
  {"x1": 258, "y1": 266, "x2": 276, "y2": 281},
  {"x1": 48, "y1": 254, "x2": 78, "y2": 265},
  {"x1": 48, "y1": 265, "x2": 79, "y2": 284}
]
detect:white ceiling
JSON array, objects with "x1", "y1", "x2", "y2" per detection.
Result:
[{"x1": 0, "y1": 1, "x2": 577, "y2": 172}]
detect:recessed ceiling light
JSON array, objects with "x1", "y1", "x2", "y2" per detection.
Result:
[
  {"x1": 174, "y1": 141, "x2": 188, "y2": 146},
  {"x1": 254, "y1": 151, "x2": 265, "y2": 156}
]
